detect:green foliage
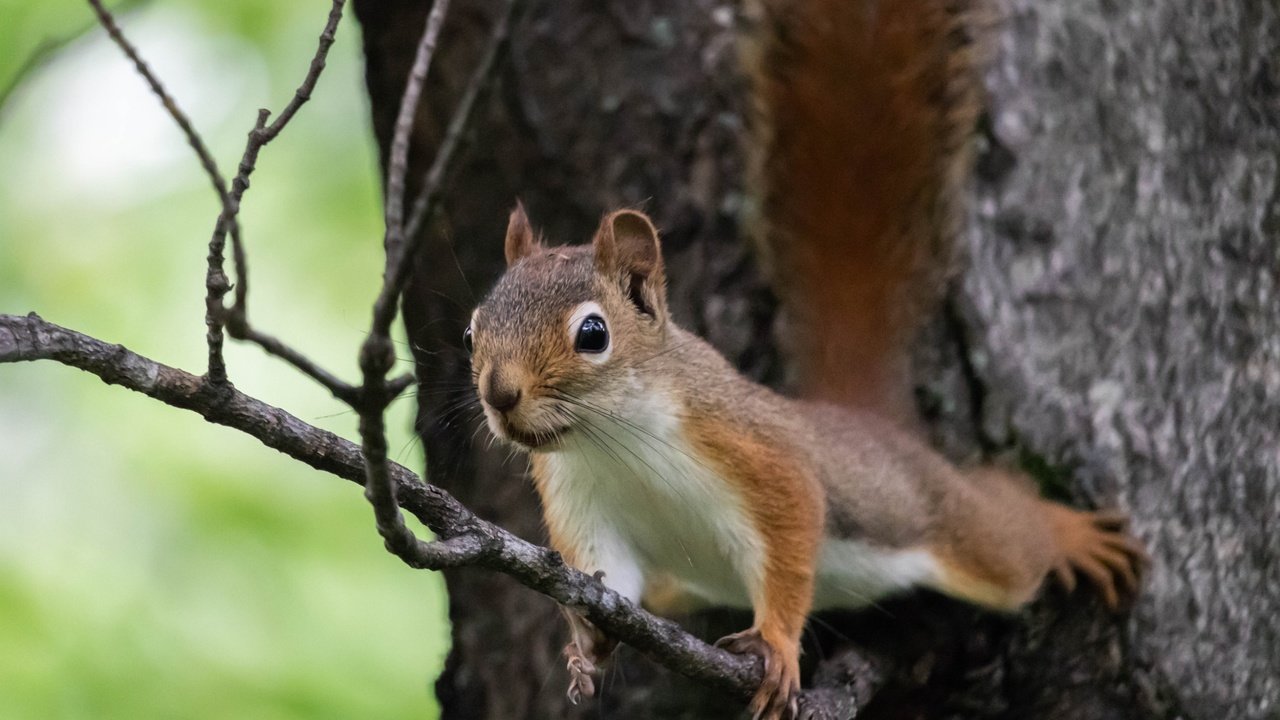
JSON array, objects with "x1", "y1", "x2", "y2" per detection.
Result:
[{"x1": 0, "y1": 1, "x2": 449, "y2": 717}]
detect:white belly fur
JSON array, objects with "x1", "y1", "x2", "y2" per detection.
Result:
[
  {"x1": 540, "y1": 393, "x2": 941, "y2": 612},
  {"x1": 539, "y1": 395, "x2": 765, "y2": 609},
  {"x1": 812, "y1": 540, "x2": 940, "y2": 610}
]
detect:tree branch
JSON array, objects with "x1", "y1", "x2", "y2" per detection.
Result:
[
  {"x1": 224, "y1": 0, "x2": 347, "y2": 316},
  {"x1": 88, "y1": 0, "x2": 354, "y2": 395},
  {"x1": 213, "y1": 0, "x2": 350, "y2": 394},
  {"x1": 355, "y1": 0, "x2": 519, "y2": 561},
  {"x1": 381, "y1": 0, "x2": 451, "y2": 274},
  {"x1": 402, "y1": 0, "x2": 515, "y2": 243},
  {"x1": 0, "y1": 311, "x2": 769, "y2": 702},
  {"x1": 84, "y1": 0, "x2": 242, "y2": 384},
  {"x1": 85, "y1": 0, "x2": 228, "y2": 203}
]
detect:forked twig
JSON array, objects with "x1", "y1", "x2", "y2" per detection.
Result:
[
  {"x1": 87, "y1": 0, "x2": 353, "y2": 392},
  {"x1": 355, "y1": 0, "x2": 522, "y2": 606}
]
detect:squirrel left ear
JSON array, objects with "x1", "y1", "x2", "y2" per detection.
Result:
[
  {"x1": 592, "y1": 209, "x2": 666, "y2": 319},
  {"x1": 504, "y1": 200, "x2": 542, "y2": 266}
]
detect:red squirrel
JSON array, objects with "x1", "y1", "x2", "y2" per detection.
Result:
[{"x1": 463, "y1": 1, "x2": 1146, "y2": 718}]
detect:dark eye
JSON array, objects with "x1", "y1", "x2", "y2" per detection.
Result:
[
  {"x1": 575, "y1": 315, "x2": 609, "y2": 353},
  {"x1": 463, "y1": 326, "x2": 474, "y2": 355}
]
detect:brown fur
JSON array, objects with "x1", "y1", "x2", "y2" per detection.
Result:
[
  {"x1": 745, "y1": 0, "x2": 990, "y2": 424},
  {"x1": 686, "y1": 414, "x2": 824, "y2": 718}
]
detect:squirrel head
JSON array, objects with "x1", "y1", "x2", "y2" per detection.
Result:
[{"x1": 467, "y1": 203, "x2": 670, "y2": 451}]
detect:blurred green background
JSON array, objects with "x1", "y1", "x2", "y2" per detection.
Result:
[{"x1": 0, "y1": 0, "x2": 451, "y2": 717}]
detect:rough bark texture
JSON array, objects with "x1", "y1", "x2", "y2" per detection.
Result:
[
  {"x1": 959, "y1": 2, "x2": 1280, "y2": 718},
  {"x1": 353, "y1": 0, "x2": 1279, "y2": 718}
]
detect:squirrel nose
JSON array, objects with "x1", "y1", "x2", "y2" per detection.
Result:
[
  {"x1": 484, "y1": 369, "x2": 523, "y2": 413},
  {"x1": 486, "y1": 386, "x2": 522, "y2": 412}
]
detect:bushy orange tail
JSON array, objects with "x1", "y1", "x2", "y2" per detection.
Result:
[{"x1": 746, "y1": 0, "x2": 990, "y2": 424}]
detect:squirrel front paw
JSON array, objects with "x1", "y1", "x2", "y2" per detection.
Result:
[
  {"x1": 716, "y1": 628, "x2": 801, "y2": 720},
  {"x1": 564, "y1": 641, "x2": 598, "y2": 705},
  {"x1": 1049, "y1": 507, "x2": 1150, "y2": 611}
]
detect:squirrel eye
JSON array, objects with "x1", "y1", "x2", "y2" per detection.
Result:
[
  {"x1": 575, "y1": 315, "x2": 609, "y2": 354},
  {"x1": 462, "y1": 325, "x2": 474, "y2": 355}
]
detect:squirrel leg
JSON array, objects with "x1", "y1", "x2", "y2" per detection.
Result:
[
  {"x1": 548, "y1": 529, "x2": 643, "y2": 705},
  {"x1": 929, "y1": 467, "x2": 1148, "y2": 611},
  {"x1": 715, "y1": 553, "x2": 815, "y2": 720}
]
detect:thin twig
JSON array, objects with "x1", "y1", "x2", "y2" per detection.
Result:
[
  {"x1": 84, "y1": 0, "x2": 240, "y2": 384},
  {"x1": 214, "y1": 0, "x2": 348, "y2": 391},
  {"x1": 225, "y1": 319, "x2": 360, "y2": 403},
  {"x1": 403, "y1": 0, "x2": 516, "y2": 251},
  {"x1": 89, "y1": 0, "x2": 349, "y2": 389},
  {"x1": 369, "y1": 0, "x2": 519, "y2": 348},
  {"x1": 354, "y1": 0, "x2": 529, "y2": 613},
  {"x1": 357, "y1": 0, "x2": 454, "y2": 595},
  {"x1": 382, "y1": 0, "x2": 452, "y2": 269},
  {"x1": 227, "y1": 0, "x2": 347, "y2": 313}
]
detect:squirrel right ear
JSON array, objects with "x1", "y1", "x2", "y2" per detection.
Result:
[
  {"x1": 504, "y1": 200, "x2": 541, "y2": 266},
  {"x1": 592, "y1": 209, "x2": 667, "y2": 319}
]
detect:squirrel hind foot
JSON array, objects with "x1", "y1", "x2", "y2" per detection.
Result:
[
  {"x1": 716, "y1": 628, "x2": 801, "y2": 720},
  {"x1": 563, "y1": 641, "x2": 600, "y2": 705},
  {"x1": 1047, "y1": 505, "x2": 1150, "y2": 611}
]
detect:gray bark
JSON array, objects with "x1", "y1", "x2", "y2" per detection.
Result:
[
  {"x1": 961, "y1": 2, "x2": 1280, "y2": 717},
  {"x1": 352, "y1": 0, "x2": 1280, "y2": 717}
]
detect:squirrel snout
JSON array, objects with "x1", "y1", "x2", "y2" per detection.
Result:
[
  {"x1": 482, "y1": 369, "x2": 523, "y2": 413},
  {"x1": 486, "y1": 386, "x2": 522, "y2": 412}
]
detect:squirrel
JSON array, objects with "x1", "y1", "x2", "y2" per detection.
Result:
[{"x1": 462, "y1": 0, "x2": 1147, "y2": 718}]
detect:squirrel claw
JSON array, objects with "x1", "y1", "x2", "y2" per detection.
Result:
[
  {"x1": 715, "y1": 628, "x2": 771, "y2": 659},
  {"x1": 564, "y1": 642, "x2": 597, "y2": 705},
  {"x1": 1049, "y1": 507, "x2": 1149, "y2": 612},
  {"x1": 715, "y1": 628, "x2": 800, "y2": 720}
]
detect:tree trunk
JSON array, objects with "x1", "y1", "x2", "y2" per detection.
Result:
[{"x1": 352, "y1": 1, "x2": 1279, "y2": 718}]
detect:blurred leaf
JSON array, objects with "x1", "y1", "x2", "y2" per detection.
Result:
[{"x1": 0, "y1": 1, "x2": 449, "y2": 717}]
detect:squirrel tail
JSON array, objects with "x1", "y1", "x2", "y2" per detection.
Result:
[{"x1": 745, "y1": 0, "x2": 990, "y2": 424}]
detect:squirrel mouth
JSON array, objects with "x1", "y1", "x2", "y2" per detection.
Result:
[{"x1": 505, "y1": 423, "x2": 572, "y2": 450}]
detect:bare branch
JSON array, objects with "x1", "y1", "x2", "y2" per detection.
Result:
[
  {"x1": 88, "y1": 0, "x2": 350, "y2": 391},
  {"x1": 212, "y1": 0, "x2": 348, "y2": 394},
  {"x1": 261, "y1": 0, "x2": 346, "y2": 141},
  {"x1": 382, "y1": 0, "x2": 452, "y2": 268},
  {"x1": 355, "y1": 0, "x2": 458, "y2": 626},
  {"x1": 403, "y1": 0, "x2": 516, "y2": 243},
  {"x1": 226, "y1": 0, "x2": 347, "y2": 314},
  {"x1": 84, "y1": 0, "x2": 242, "y2": 384},
  {"x1": 0, "y1": 312, "x2": 771, "y2": 702},
  {"x1": 223, "y1": 317, "x2": 360, "y2": 404},
  {"x1": 368, "y1": 0, "x2": 519, "y2": 353},
  {"x1": 353, "y1": 0, "x2": 522, "y2": 632}
]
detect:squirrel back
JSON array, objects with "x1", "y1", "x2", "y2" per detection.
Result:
[{"x1": 745, "y1": 0, "x2": 989, "y2": 424}]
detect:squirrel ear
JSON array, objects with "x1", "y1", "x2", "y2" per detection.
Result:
[
  {"x1": 592, "y1": 209, "x2": 666, "y2": 318},
  {"x1": 504, "y1": 200, "x2": 541, "y2": 266}
]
